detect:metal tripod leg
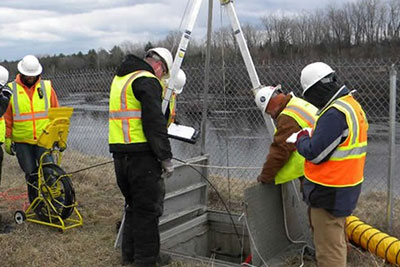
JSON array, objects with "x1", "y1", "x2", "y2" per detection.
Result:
[{"x1": 114, "y1": 208, "x2": 126, "y2": 249}]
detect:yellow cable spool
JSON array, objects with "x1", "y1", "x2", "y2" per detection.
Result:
[{"x1": 346, "y1": 216, "x2": 400, "y2": 265}]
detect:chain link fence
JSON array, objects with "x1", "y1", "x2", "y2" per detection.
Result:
[{"x1": 45, "y1": 58, "x2": 400, "y2": 221}]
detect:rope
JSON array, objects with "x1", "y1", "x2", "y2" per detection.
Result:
[
  {"x1": 67, "y1": 159, "x2": 260, "y2": 173},
  {"x1": 1, "y1": 159, "x2": 259, "y2": 208},
  {"x1": 281, "y1": 182, "x2": 314, "y2": 267},
  {"x1": 0, "y1": 160, "x2": 114, "y2": 208},
  {"x1": 66, "y1": 160, "x2": 114, "y2": 175},
  {"x1": 171, "y1": 0, "x2": 190, "y2": 54},
  {"x1": 173, "y1": 157, "x2": 244, "y2": 251},
  {"x1": 240, "y1": 204, "x2": 269, "y2": 267},
  {"x1": 0, "y1": 186, "x2": 28, "y2": 211},
  {"x1": 178, "y1": 162, "x2": 261, "y2": 170}
]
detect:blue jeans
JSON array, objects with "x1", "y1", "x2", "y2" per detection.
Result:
[{"x1": 15, "y1": 143, "x2": 54, "y2": 180}]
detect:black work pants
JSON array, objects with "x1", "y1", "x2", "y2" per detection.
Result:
[{"x1": 113, "y1": 151, "x2": 165, "y2": 266}]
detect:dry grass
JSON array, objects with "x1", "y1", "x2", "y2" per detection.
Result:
[
  {"x1": 207, "y1": 175, "x2": 399, "y2": 267},
  {"x1": 0, "y1": 153, "x2": 399, "y2": 267},
  {"x1": 0, "y1": 151, "x2": 125, "y2": 267}
]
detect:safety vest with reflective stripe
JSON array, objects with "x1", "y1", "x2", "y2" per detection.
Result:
[
  {"x1": 160, "y1": 79, "x2": 176, "y2": 126},
  {"x1": 167, "y1": 92, "x2": 176, "y2": 126},
  {"x1": 0, "y1": 117, "x2": 5, "y2": 143},
  {"x1": 109, "y1": 70, "x2": 163, "y2": 144},
  {"x1": 304, "y1": 95, "x2": 368, "y2": 187},
  {"x1": 274, "y1": 96, "x2": 318, "y2": 184},
  {"x1": 9, "y1": 80, "x2": 51, "y2": 144}
]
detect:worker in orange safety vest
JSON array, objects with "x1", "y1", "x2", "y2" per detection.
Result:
[
  {"x1": 4, "y1": 55, "x2": 59, "y2": 185},
  {"x1": 287, "y1": 62, "x2": 368, "y2": 267}
]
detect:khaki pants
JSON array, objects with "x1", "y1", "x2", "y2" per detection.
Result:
[{"x1": 310, "y1": 207, "x2": 347, "y2": 267}]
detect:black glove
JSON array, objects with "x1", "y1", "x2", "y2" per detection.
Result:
[{"x1": 1, "y1": 85, "x2": 12, "y2": 99}]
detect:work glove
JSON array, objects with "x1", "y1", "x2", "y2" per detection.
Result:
[
  {"x1": 161, "y1": 159, "x2": 174, "y2": 178},
  {"x1": 0, "y1": 85, "x2": 12, "y2": 99},
  {"x1": 286, "y1": 128, "x2": 312, "y2": 145},
  {"x1": 257, "y1": 174, "x2": 274, "y2": 184},
  {"x1": 4, "y1": 137, "x2": 15, "y2": 156}
]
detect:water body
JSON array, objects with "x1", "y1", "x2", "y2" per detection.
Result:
[{"x1": 62, "y1": 99, "x2": 400, "y2": 196}]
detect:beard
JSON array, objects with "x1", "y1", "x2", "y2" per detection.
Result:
[{"x1": 20, "y1": 75, "x2": 39, "y2": 87}]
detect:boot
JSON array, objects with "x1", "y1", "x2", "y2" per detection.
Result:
[{"x1": 156, "y1": 252, "x2": 172, "y2": 266}]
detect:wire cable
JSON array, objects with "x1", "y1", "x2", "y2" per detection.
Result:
[
  {"x1": 173, "y1": 157, "x2": 243, "y2": 250},
  {"x1": 66, "y1": 160, "x2": 114, "y2": 175},
  {"x1": 240, "y1": 203, "x2": 269, "y2": 267},
  {"x1": 281, "y1": 181, "x2": 315, "y2": 267},
  {"x1": 171, "y1": 0, "x2": 190, "y2": 54},
  {"x1": 177, "y1": 162, "x2": 261, "y2": 169}
]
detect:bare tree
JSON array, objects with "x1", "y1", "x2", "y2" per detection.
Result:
[
  {"x1": 261, "y1": 13, "x2": 293, "y2": 55},
  {"x1": 387, "y1": 0, "x2": 400, "y2": 40}
]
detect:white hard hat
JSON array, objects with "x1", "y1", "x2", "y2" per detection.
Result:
[
  {"x1": 300, "y1": 62, "x2": 334, "y2": 95},
  {"x1": 173, "y1": 69, "x2": 186, "y2": 94},
  {"x1": 17, "y1": 55, "x2": 42, "y2": 76},
  {"x1": 255, "y1": 85, "x2": 279, "y2": 112},
  {"x1": 0, "y1": 65, "x2": 9, "y2": 86},
  {"x1": 146, "y1": 47, "x2": 173, "y2": 77}
]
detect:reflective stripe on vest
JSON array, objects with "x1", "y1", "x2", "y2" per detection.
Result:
[
  {"x1": 304, "y1": 95, "x2": 368, "y2": 187},
  {"x1": 10, "y1": 80, "x2": 51, "y2": 143},
  {"x1": 274, "y1": 97, "x2": 318, "y2": 184},
  {"x1": 160, "y1": 78, "x2": 176, "y2": 126},
  {"x1": 0, "y1": 117, "x2": 5, "y2": 143},
  {"x1": 109, "y1": 70, "x2": 162, "y2": 144},
  {"x1": 167, "y1": 93, "x2": 176, "y2": 126}
]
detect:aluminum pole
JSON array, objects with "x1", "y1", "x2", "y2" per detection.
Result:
[
  {"x1": 387, "y1": 64, "x2": 397, "y2": 232},
  {"x1": 221, "y1": 0, "x2": 275, "y2": 138},
  {"x1": 162, "y1": 0, "x2": 203, "y2": 114},
  {"x1": 200, "y1": 0, "x2": 213, "y2": 155}
]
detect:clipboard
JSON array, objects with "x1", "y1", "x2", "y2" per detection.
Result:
[{"x1": 167, "y1": 123, "x2": 199, "y2": 144}]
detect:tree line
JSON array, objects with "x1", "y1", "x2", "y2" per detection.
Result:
[{"x1": 1, "y1": 0, "x2": 400, "y2": 74}]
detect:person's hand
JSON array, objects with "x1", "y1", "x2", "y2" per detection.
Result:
[
  {"x1": 257, "y1": 174, "x2": 274, "y2": 184},
  {"x1": 1, "y1": 85, "x2": 12, "y2": 99},
  {"x1": 161, "y1": 159, "x2": 174, "y2": 178},
  {"x1": 286, "y1": 128, "x2": 312, "y2": 144},
  {"x1": 4, "y1": 138, "x2": 15, "y2": 156}
]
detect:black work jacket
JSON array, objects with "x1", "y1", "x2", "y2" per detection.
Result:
[{"x1": 109, "y1": 54, "x2": 172, "y2": 161}]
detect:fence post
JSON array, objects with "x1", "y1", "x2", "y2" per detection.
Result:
[
  {"x1": 200, "y1": 0, "x2": 213, "y2": 155},
  {"x1": 387, "y1": 64, "x2": 397, "y2": 232}
]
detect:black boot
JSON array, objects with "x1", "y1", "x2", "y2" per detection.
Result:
[{"x1": 156, "y1": 252, "x2": 172, "y2": 266}]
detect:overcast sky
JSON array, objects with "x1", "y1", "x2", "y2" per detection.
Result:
[{"x1": 0, "y1": 0, "x2": 352, "y2": 61}]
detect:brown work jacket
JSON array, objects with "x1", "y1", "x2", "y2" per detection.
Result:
[{"x1": 258, "y1": 94, "x2": 301, "y2": 184}]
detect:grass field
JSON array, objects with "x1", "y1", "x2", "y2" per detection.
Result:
[{"x1": 0, "y1": 151, "x2": 399, "y2": 267}]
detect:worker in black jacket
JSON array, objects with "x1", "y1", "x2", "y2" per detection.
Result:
[{"x1": 109, "y1": 47, "x2": 174, "y2": 267}]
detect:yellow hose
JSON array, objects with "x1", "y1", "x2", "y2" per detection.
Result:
[{"x1": 346, "y1": 216, "x2": 400, "y2": 265}]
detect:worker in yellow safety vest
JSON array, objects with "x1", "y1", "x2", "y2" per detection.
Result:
[
  {"x1": 4, "y1": 55, "x2": 59, "y2": 183},
  {"x1": 109, "y1": 47, "x2": 174, "y2": 267},
  {"x1": 287, "y1": 62, "x2": 368, "y2": 267},
  {"x1": 255, "y1": 85, "x2": 318, "y2": 185},
  {"x1": 0, "y1": 65, "x2": 12, "y2": 184}
]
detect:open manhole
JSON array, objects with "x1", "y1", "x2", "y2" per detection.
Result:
[
  {"x1": 161, "y1": 210, "x2": 250, "y2": 266},
  {"x1": 116, "y1": 155, "x2": 312, "y2": 266}
]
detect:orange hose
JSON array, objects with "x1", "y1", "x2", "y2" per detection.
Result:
[
  {"x1": 346, "y1": 216, "x2": 400, "y2": 265},
  {"x1": 0, "y1": 186, "x2": 28, "y2": 210}
]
